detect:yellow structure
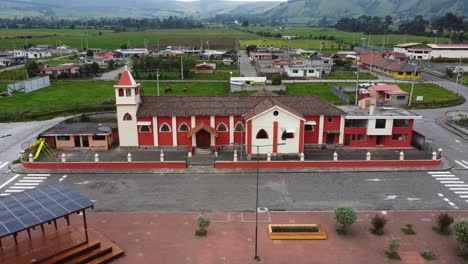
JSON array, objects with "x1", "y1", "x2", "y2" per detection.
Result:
[
  {"x1": 29, "y1": 138, "x2": 55, "y2": 160},
  {"x1": 268, "y1": 224, "x2": 327, "y2": 240}
]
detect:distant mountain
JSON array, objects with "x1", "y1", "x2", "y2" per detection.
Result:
[
  {"x1": 0, "y1": 0, "x2": 281, "y2": 19},
  {"x1": 262, "y1": 0, "x2": 468, "y2": 23}
]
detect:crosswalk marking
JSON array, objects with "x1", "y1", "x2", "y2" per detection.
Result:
[
  {"x1": 454, "y1": 191, "x2": 468, "y2": 194},
  {"x1": 432, "y1": 175, "x2": 455, "y2": 177},
  {"x1": 429, "y1": 171, "x2": 468, "y2": 209},
  {"x1": 23, "y1": 177, "x2": 47, "y2": 180},
  {"x1": 459, "y1": 196, "x2": 468, "y2": 198},
  {"x1": 0, "y1": 162, "x2": 9, "y2": 170},
  {"x1": 0, "y1": 174, "x2": 21, "y2": 190},
  {"x1": 441, "y1": 181, "x2": 465, "y2": 184},
  {"x1": 435, "y1": 178, "x2": 460, "y2": 180},
  {"x1": 0, "y1": 173, "x2": 55, "y2": 196},
  {"x1": 19, "y1": 180, "x2": 43, "y2": 183},
  {"x1": 4, "y1": 189, "x2": 25, "y2": 193},
  {"x1": 455, "y1": 160, "x2": 468, "y2": 169},
  {"x1": 13, "y1": 182, "x2": 40, "y2": 186},
  {"x1": 10, "y1": 186, "x2": 36, "y2": 189},
  {"x1": 445, "y1": 184, "x2": 468, "y2": 187},
  {"x1": 26, "y1": 174, "x2": 51, "y2": 177},
  {"x1": 428, "y1": 171, "x2": 452, "y2": 174},
  {"x1": 450, "y1": 188, "x2": 468, "y2": 190}
]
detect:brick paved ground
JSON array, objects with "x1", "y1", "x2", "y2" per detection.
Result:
[{"x1": 82, "y1": 210, "x2": 468, "y2": 264}]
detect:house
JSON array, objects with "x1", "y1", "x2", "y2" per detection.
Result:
[
  {"x1": 284, "y1": 66, "x2": 321, "y2": 79},
  {"x1": 310, "y1": 57, "x2": 334, "y2": 73},
  {"x1": 39, "y1": 65, "x2": 77, "y2": 76},
  {"x1": 393, "y1": 43, "x2": 431, "y2": 60},
  {"x1": 0, "y1": 51, "x2": 26, "y2": 67},
  {"x1": 114, "y1": 67, "x2": 421, "y2": 155},
  {"x1": 359, "y1": 53, "x2": 421, "y2": 80},
  {"x1": 250, "y1": 52, "x2": 273, "y2": 60},
  {"x1": 426, "y1": 44, "x2": 468, "y2": 59},
  {"x1": 339, "y1": 105, "x2": 421, "y2": 148},
  {"x1": 295, "y1": 49, "x2": 318, "y2": 57},
  {"x1": 367, "y1": 84, "x2": 409, "y2": 105},
  {"x1": 384, "y1": 51, "x2": 407, "y2": 62},
  {"x1": 14, "y1": 49, "x2": 52, "y2": 59},
  {"x1": 40, "y1": 123, "x2": 119, "y2": 150},
  {"x1": 115, "y1": 48, "x2": 149, "y2": 58},
  {"x1": 194, "y1": 63, "x2": 216, "y2": 74},
  {"x1": 230, "y1": 77, "x2": 266, "y2": 85},
  {"x1": 273, "y1": 58, "x2": 304, "y2": 68}
]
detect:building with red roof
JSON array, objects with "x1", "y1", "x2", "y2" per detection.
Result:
[
  {"x1": 359, "y1": 53, "x2": 420, "y2": 80},
  {"x1": 368, "y1": 84, "x2": 409, "y2": 105}
]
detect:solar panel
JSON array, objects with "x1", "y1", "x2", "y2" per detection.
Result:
[{"x1": 0, "y1": 184, "x2": 94, "y2": 238}]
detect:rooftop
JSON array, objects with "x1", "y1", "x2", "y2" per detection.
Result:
[
  {"x1": 339, "y1": 105, "x2": 421, "y2": 119},
  {"x1": 394, "y1": 43, "x2": 421, "y2": 48},
  {"x1": 40, "y1": 123, "x2": 117, "y2": 136},
  {"x1": 427, "y1": 44, "x2": 468, "y2": 49},
  {"x1": 369, "y1": 84, "x2": 408, "y2": 95}
]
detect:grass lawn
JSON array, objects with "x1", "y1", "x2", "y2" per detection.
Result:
[
  {"x1": 398, "y1": 83, "x2": 465, "y2": 109},
  {"x1": 239, "y1": 38, "x2": 339, "y2": 52},
  {"x1": 285, "y1": 83, "x2": 347, "y2": 105},
  {"x1": 0, "y1": 67, "x2": 27, "y2": 81},
  {"x1": 448, "y1": 75, "x2": 468, "y2": 86},
  {"x1": 187, "y1": 70, "x2": 239, "y2": 80},
  {"x1": 323, "y1": 71, "x2": 377, "y2": 80},
  {"x1": 42, "y1": 59, "x2": 79, "y2": 66},
  {"x1": 0, "y1": 82, "x2": 7, "y2": 93},
  {"x1": 0, "y1": 81, "x2": 229, "y2": 122}
]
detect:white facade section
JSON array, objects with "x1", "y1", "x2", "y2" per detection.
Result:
[
  {"x1": 318, "y1": 115, "x2": 324, "y2": 144},
  {"x1": 367, "y1": 119, "x2": 393, "y2": 136},
  {"x1": 153, "y1": 116, "x2": 158, "y2": 146},
  {"x1": 114, "y1": 86, "x2": 140, "y2": 105},
  {"x1": 250, "y1": 106, "x2": 302, "y2": 154},
  {"x1": 229, "y1": 116, "x2": 234, "y2": 144},
  {"x1": 430, "y1": 49, "x2": 468, "y2": 59},
  {"x1": 210, "y1": 116, "x2": 215, "y2": 146},
  {"x1": 172, "y1": 116, "x2": 177, "y2": 146},
  {"x1": 339, "y1": 116, "x2": 345, "y2": 144},
  {"x1": 191, "y1": 116, "x2": 196, "y2": 146},
  {"x1": 117, "y1": 105, "x2": 139, "y2": 146}
]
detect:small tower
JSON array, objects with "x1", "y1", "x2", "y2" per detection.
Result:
[{"x1": 115, "y1": 65, "x2": 141, "y2": 147}]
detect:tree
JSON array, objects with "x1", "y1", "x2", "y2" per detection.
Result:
[
  {"x1": 120, "y1": 43, "x2": 128, "y2": 49},
  {"x1": 242, "y1": 20, "x2": 249, "y2": 30},
  {"x1": 245, "y1": 45, "x2": 257, "y2": 55},
  {"x1": 435, "y1": 212, "x2": 454, "y2": 234},
  {"x1": 195, "y1": 215, "x2": 211, "y2": 236},
  {"x1": 90, "y1": 62, "x2": 100, "y2": 75},
  {"x1": 25, "y1": 59, "x2": 39, "y2": 78},
  {"x1": 454, "y1": 218, "x2": 468, "y2": 255},
  {"x1": 370, "y1": 214, "x2": 388, "y2": 235},
  {"x1": 334, "y1": 206, "x2": 357, "y2": 234},
  {"x1": 86, "y1": 49, "x2": 94, "y2": 57},
  {"x1": 107, "y1": 59, "x2": 115, "y2": 70},
  {"x1": 271, "y1": 74, "x2": 282, "y2": 85}
]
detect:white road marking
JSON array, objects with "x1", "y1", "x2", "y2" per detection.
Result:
[
  {"x1": 450, "y1": 188, "x2": 468, "y2": 190},
  {"x1": 459, "y1": 195, "x2": 468, "y2": 198},
  {"x1": 443, "y1": 198, "x2": 450, "y2": 202},
  {"x1": 0, "y1": 174, "x2": 21, "y2": 190},
  {"x1": 4, "y1": 189, "x2": 24, "y2": 193},
  {"x1": 13, "y1": 182, "x2": 39, "y2": 186},
  {"x1": 462, "y1": 161, "x2": 468, "y2": 166},
  {"x1": 407, "y1": 198, "x2": 421, "y2": 201},
  {"x1": 441, "y1": 181, "x2": 465, "y2": 184},
  {"x1": 0, "y1": 162, "x2": 9, "y2": 170},
  {"x1": 0, "y1": 193, "x2": 10, "y2": 196},
  {"x1": 432, "y1": 174, "x2": 455, "y2": 177},
  {"x1": 19, "y1": 180, "x2": 43, "y2": 183},
  {"x1": 10, "y1": 186, "x2": 35, "y2": 189},
  {"x1": 23, "y1": 177, "x2": 47, "y2": 180},
  {"x1": 384, "y1": 195, "x2": 398, "y2": 200},
  {"x1": 366, "y1": 178, "x2": 382, "y2": 182},
  {"x1": 437, "y1": 193, "x2": 444, "y2": 197},
  {"x1": 446, "y1": 184, "x2": 468, "y2": 187},
  {"x1": 448, "y1": 202, "x2": 456, "y2": 206},
  {"x1": 58, "y1": 175, "x2": 68, "y2": 182},
  {"x1": 26, "y1": 174, "x2": 51, "y2": 177},
  {"x1": 454, "y1": 191, "x2": 468, "y2": 194},
  {"x1": 428, "y1": 171, "x2": 452, "y2": 174},
  {"x1": 455, "y1": 161, "x2": 468, "y2": 169},
  {"x1": 435, "y1": 178, "x2": 460, "y2": 181}
]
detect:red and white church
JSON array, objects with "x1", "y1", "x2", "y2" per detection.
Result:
[{"x1": 115, "y1": 67, "x2": 421, "y2": 155}]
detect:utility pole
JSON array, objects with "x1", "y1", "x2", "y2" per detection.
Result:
[
  {"x1": 157, "y1": 68, "x2": 160, "y2": 96},
  {"x1": 355, "y1": 65, "x2": 360, "y2": 105},
  {"x1": 408, "y1": 60, "x2": 417, "y2": 107},
  {"x1": 85, "y1": 31, "x2": 89, "y2": 50},
  {"x1": 180, "y1": 56, "x2": 184, "y2": 80}
]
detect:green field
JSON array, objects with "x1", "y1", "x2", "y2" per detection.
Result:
[
  {"x1": 398, "y1": 83, "x2": 465, "y2": 109},
  {"x1": 239, "y1": 38, "x2": 340, "y2": 52},
  {"x1": 0, "y1": 67, "x2": 27, "y2": 80},
  {"x1": 0, "y1": 28, "x2": 256, "y2": 50},
  {"x1": 323, "y1": 71, "x2": 376, "y2": 80},
  {"x1": 246, "y1": 26, "x2": 450, "y2": 48},
  {"x1": 42, "y1": 59, "x2": 79, "y2": 66},
  {"x1": 285, "y1": 83, "x2": 348, "y2": 105}
]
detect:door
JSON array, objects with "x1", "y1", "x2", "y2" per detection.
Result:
[
  {"x1": 326, "y1": 134, "x2": 335, "y2": 145},
  {"x1": 82, "y1": 136, "x2": 89, "y2": 148},
  {"x1": 74, "y1": 136, "x2": 81, "y2": 147},
  {"x1": 344, "y1": 135, "x2": 350, "y2": 146},
  {"x1": 376, "y1": 136, "x2": 383, "y2": 146},
  {"x1": 196, "y1": 130, "x2": 211, "y2": 148}
]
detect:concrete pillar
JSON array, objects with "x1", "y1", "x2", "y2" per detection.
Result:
[
  {"x1": 366, "y1": 152, "x2": 371, "y2": 161},
  {"x1": 399, "y1": 151, "x2": 404, "y2": 161},
  {"x1": 61, "y1": 153, "x2": 66, "y2": 163},
  {"x1": 432, "y1": 151, "x2": 437, "y2": 161},
  {"x1": 20, "y1": 150, "x2": 25, "y2": 161},
  {"x1": 333, "y1": 151, "x2": 338, "y2": 161},
  {"x1": 267, "y1": 152, "x2": 271, "y2": 162},
  {"x1": 300, "y1": 153, "x2": 304, "y2": 162},
  {"x1": 127, "y1": 153, "x2": 132, "y2": 162},
  {"x1": 94, "y1": 153, "x2": 99, "y2": 163},
  {"x1": 437, "y1": 148, "x2": 443, "y2": 159},
  {"x1": 160, "y1": 150, "x2": 165, "y2": 162},
  {"x1": 233, "y1": 150, "x2": 238, "y2": 162},
  {"x1": 29, "y1": 153, "x2": 34, "y2": 163}
]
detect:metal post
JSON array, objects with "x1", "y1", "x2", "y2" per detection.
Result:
[
  {"x1": 82, "y1": 210, "x2": 89, "y2": 242},
  {"x1": 181, "y1": 56, "x2": 184, "y2": 80},
  {"x1": 408, "y1": 61, "x2": 417, "y2": 107},
  {"x1": 355, "y1": 66, "x2": 360, "y2": 105},
  {"x1": 157, "y1": 68, "x2": 160, "y2": 97},
  {"x1": 254, "y1": 145, "x2": 260, "y2": 262}
]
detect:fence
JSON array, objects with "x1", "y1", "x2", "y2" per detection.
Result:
[
  {"x1": 6, "y1": 76, "x2": 50, "y2": 94},
  {"x1": 331, "y1": 86, "x2": 350, "y2": 104}
]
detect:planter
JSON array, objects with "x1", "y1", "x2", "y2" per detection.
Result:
[{"x1": 268, "y1": 224, "x2": 327, "y2": 240}]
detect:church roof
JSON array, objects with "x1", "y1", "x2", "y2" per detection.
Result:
[{"x1": 117, "y1": 66, "x2": 137, "y2": 86}]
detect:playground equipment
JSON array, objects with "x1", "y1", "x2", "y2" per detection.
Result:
[{"x1": 29, "y1": 138, "x2": 55, "y2": 160}]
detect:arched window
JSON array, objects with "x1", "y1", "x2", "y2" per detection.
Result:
[
  {"x1": 139, "y1": 125, "x2": 151, "y2": 133},
  {"x1": 178, "y1": 123, "x2": 189, "y2": 132},
  {"x1": 160, "y1": 123, "x2": 171, "y2": 132},
  {"x1": 125, "y1": 88, "x2": 131, "y2": 97},
  {"x1": 304, "y1": 124, "x2": 314, "y2": 131},
  {"x1": 123, "y1": 113, "x2": 132, "y2": 121},
  {"x1": 234, "y1": 122, "x2": 244, "y2": 132},
  {"x1": 256, "y1": 129, "x2": 268, "y2": 139},
  {"x1": 118, "y1": 88, "x2": 124, "y2": 97},
  {"x1": 217, "y1": 123, "x2": 228, "y2": 132},
  {"x1": 281, "y1": 130, "x2": 294, "y2": 140}
]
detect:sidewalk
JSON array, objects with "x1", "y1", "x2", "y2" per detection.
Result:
[{"x1": 83, "y1": 210, "x2": 468, "y2": 264}]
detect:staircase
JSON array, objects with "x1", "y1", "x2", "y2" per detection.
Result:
[
  {"x1": 194, "y1": 147, "x2": 212, "y2": 155},
  {"x1": 34, "y1": 240, "x2": 124, "y2": 264}
]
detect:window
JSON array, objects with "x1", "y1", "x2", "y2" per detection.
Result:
[
  {"x1": 217, "y1": 123, "x2": 228, "y2": 132},
  {"x1": 273, "y1": 111, "x2": 279, "y2": 116},
  {"x1": 357, "y1": 135, "x2": 366, "y2": 141},
  {"x1": 92, "y1": 135, "x2": 106, "y2": 140},
  {"x1": 125, "y1": 88, "x2": 131, "y2": 96},
  {"x1": 327, "y1": 117, "x2": 333, "y2": 123},
  {"x1": 178, "y1": 123, "x2": 189, "y2": 132},
  {"x1": 375, "y1": 119, "x2": 386, "y2": 129},
  {"x1": 160, "y1": 123, "x2": 171, "y2": 132},
  {"x1": 256, "y1": 129, "x2": 268, "y2": 139},
  {"x1": 234, "y1": 122, "x2": 244, "y2": 132},
  {"x1": 57, "y1": 136, "x2": 70, "y2": 141},
  {"x1": 281, "y1": 131, "x2": 294, "y2": 140},
  {"x1": 292, "y1": 70, "x2": 299, "y2": 73},
  {"x1": 135, "y1": 87, "x2": 139, "y2": 95},
  {"x1": 118, "y1": 88, "x2": 124, "y2": 97},
  {"x1": 139, "y1": 125, "x2": 151, "y2": 133},
  {"x1": 345, "y1": 119, "x2": 367, "y2": 128},
  {"x1": 352, "y1": 135, "x2": 356, "y2": 140},
  {"x1": 396, "y1": 95, "x2": 406, "y2": 100},
  {"x1": 392, "y1": 134, "x2": 408, "y2": 140},
  {"x1": 308, "y1": 70, "x2": 314, "y2": 73},
  {"x1": 393, "y1": 119, "x2": 409, "y2": 128},
  {"x1": 398, "y1": 72, "x2": 403, "y2": 75},
  {"x1": 123, "y1": 113, "x2": 132, "y2": 121},
  {"x1": 304, "y1": 124, "x2": 314, "y2": 131}
]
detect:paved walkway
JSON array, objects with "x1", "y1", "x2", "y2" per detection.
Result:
[
  {"x1": 82, "y1": 210, "x2": 467, "y2": 264},
  {"x1": 239, "y1": 50, "x2": 257, "y2": 77}
]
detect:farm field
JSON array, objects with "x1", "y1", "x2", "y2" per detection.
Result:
[
  {"x1": 0, "y1": 28, "x2": 256, "y2": 50},
  {"x1": 0, "y1": 67, "x2": 27, "y2": 80},
  {"x1": 245, "y1": 26, "x2": 450, "y2": 48}
]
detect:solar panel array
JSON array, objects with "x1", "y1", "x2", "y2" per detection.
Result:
[{"x1": 0, "y1": 184, "x2": 94, "y2": 238}]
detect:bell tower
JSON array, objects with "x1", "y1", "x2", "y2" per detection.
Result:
[{"x1": 115, "y1": 66, "x2": 141, "y2": 147}]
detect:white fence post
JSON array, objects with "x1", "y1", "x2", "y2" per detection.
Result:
[
  {"x1": 366, "y1": 152, "x2": 371, "y2": 161},
  {"x1": 300, "y1": 152, "x2": 304, "y2": 162},
  {"x1": 160, "y1": 150, "x2": 165, "y2": 162},
  {"x1": 432, "y1": 151, "x2": 437, "y2": 161},
  {"x1": 267, "y1": 152, "x2": 271, "y2": 162},
  {"x1": 94, "y1": 153, "x2": 99, "y2": 163},
  {"x1": 399, "y1": 151, "x2": 404, "y2": 161},
  {"x1": 333, "y1": 152, "x2": 338, "y2": 161},
  {"x1": 437, "y1": 148, "x2": 443, "y2": 159},
  {"x1": 233, "y1": 150, "x2": 238, "y2": 162},
  {"x1": 127, "y1": 153, "x2": 132, "y2": 163},
  {"x1": 61, "y1": 153, "x2": 66, "y2": 163},
  {"x1": 29, "y1": 153, "x2": 34, "y2": 163}
]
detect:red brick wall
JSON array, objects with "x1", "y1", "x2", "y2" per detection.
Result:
[
  {"x1": 215, "y1": 116, "x2": 230, "y2": 146},
  {"x1": 323, "y1": 116, "x2": 341, "y2": 144},
  {"x1": 157, "y1": 117, "x2": 173, "y2": 146},
  {"x1": 176, "y1": 117, "x2": 191, "y2": 146},
  {"x1": 137, "y1": 117, "x2": 154, "y2": 146},
  {"x1": 304, "y1": 116, "x2": 320, "y2": 144}
]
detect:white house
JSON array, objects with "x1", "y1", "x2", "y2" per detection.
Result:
[
  {"x1": 427, "y1": 44, "x2": 468, "y2": 59},
  {"x1": 14, "y1": 49, "x2": 52, "y2": 59},
  {"x1": 284, "y1": 66, "x2": 321, "y2": 79}
]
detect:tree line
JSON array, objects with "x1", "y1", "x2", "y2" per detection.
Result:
[
  {"x1": 0, "y1": 17, "x2": 204, "y2": 30},
  {"x1": 334, "y1": 13, "x2": 467, "y2": 41}
]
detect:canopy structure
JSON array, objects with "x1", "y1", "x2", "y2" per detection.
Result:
[{"x1": 0, "y1": 184, "x2": 94, "y2": 248}]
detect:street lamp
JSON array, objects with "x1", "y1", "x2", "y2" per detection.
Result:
[{"x1": 156, "y1": 68, "x2": 160, "y2": 96}]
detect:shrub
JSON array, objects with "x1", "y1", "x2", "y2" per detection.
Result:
[
  {"x1": 334, "y1": 206, "x2": 357, "y2": 234},
  {"x1": 195, "y1": 215, "x2": 211, "y2": 237},
  {"x1": 454, "y1": 218, "x2": 468, "y2": 256},
  {"x1": 401, "y1": 224, "x2": 416, "y2": 235},
  {"x1": 420, "y1": 250, "x2": 436, "y2": 260},
  {"x1": 385, "y1": 238, "x2": 401, "y2": 260},
  {"x1": 435, "y1": 212, "x2": 454, "y2": 235},
  {"x1": 271, "y1": 74, "x2": 282, "y2": 85},
  {"x1": 370, "y1": 214, "x2": 388, "y2": 235}
]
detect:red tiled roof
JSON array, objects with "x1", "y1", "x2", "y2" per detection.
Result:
[
  {"x1": 360, "y1": 53, "x2": 416, "y2": 72},
  {"x1": 370, "y1": 84, "x2": 408, "y2": 95},
  {"x1": 118, "y1": 66, "x2": 137, "y2": 86}
]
